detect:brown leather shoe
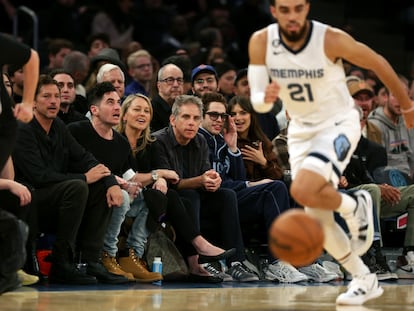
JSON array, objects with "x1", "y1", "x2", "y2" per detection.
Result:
[
  {"x1": 118, "y1": 249, "x2": 163, "y2": 283},
  {"x1": 101, "y1": 252, "x2": 134, "y2": 281}
]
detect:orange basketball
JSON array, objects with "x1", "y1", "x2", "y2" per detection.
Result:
[{"x1": 269, "y1": 209, "x2": 324, "y2": 267}]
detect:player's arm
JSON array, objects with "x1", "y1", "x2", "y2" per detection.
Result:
[
  {"x1": 248, "y1": 29, "x2": 279, "y2": 113},
  {"x1": 325, "y1": 27, "x2": 414, "y2": 126}
]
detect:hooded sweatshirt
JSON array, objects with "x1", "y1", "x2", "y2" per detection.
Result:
[{"x1": 368, "y1": 106, "x2": 414, "y2": 176}]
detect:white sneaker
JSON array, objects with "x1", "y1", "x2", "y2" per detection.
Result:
[
  {"x1": 322, "y1": 260, "x2": 344, "y2": 280},
  {"x1": 264, "y1": 261, "x2": 308, "y2": 283},
  {"x1": 203, "y1": 263, "x2": 233, "y2": 282},
  {"x1": 298, "y1": 263, "x2": 338, "y2": 282},
  {"x1": 343, "y1": 190, "x2": 374, "y2": 256},
  {"x1": 336, "y1": 273, "x2": 383, "y2": 305},
  {"x1": 396, "y1": 251, "x2": 414, "y2": 279}
]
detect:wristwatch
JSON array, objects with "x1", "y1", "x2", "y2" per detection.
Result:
[{"x1": 151, "y1": 170, "x2": 159, "y2": 182}]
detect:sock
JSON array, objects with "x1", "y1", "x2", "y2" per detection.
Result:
[
  {"x1": 336, "y1": 192, "x2": 357, "y2": 216},
  {"x1": 339, "y1": 253, "x2": 370, "y2": 277}
]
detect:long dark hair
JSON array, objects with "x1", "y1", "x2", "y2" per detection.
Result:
[{"x1": 227, "y1": 95, "x2": 268, "y2": 143}]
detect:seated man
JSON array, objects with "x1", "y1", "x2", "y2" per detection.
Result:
[
  {"x1": 153, "y1": 94, "x2": 259, "y2": 282},
  {"x1": 13, "y1": 75, "x2": 128, "y2": 285},
  {"x1": 68, "y1": 82, "x2": 162, "y2": 283},
  {"x1": 199, "y1": 92, "x2": 338, "y2": 283}
]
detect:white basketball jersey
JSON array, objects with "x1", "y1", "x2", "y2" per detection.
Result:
[{"x1": 266, "y1": 21, "x2": 354, "y2": 124}]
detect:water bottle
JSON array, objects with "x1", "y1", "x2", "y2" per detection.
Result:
[{"x1": 152, "y1": 257, "x2": 162, "y2": 286}]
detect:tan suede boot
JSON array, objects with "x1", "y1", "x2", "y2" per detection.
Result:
[
  {"x1": 118, "y1": 249, "x2": 163, "y2": 283},
  {"x1": 101, "y1": 252, "x2": 134, "y2": 281}
]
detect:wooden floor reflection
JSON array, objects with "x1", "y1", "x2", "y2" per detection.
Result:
[{"x1": 1, "y1": 282, "x2": 414, "y2": 311}]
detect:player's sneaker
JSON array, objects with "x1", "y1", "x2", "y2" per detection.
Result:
[
  {"x1": 298, "y1": 263, "x2": 338, "y2": 282},
  {"x1": 343, "y1": 190, "x2": 374, "y2": 256},
  {"x1": 336, "y1": 273, "x2": 383, "y2": 305},
  {"x1": 264, "y1": 261, "x2": 308, "y2": 283}
]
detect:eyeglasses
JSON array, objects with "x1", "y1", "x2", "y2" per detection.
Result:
[
  {"x1": 194, "y1": 77, "x2": 216, "y2": 84},
  {"x1": 205, "y1": 111, "x2": 229, "y2": 121},
  {"x1": 159, "y1": 77, "x2": 184, "y2": 85}
]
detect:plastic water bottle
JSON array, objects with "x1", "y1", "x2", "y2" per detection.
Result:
[{"x1": 152, "y1": 257, "x2": 162, "y2": 286}]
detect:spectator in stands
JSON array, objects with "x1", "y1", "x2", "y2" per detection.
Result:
[
  {"x1": 62, "y1": 50, "x2": 90, "y2": 114},
  {"x1": 347, "y1": 80, "x2": 383, "y2": 145},
  {"x1": 41, "y1": 38, "x2": 73, "y2": 74},
  {"x1": 68, "y1": 82, "x2": 163, "y2": 283},
  {"x1": 91, "y1": 0, "x2": 135, "y2": 51},
  {"x1": 227, "y1": 96, "x2": 283, "y2": 180},
  {"x1": 62, "y1": 51, "x2": 90, "y2": 98},
  {"x1": 191, "y1": 64, "x2": 219, "y2": 98},
  {"x1": 49, "y1": 69, "x2": 87, "y2": 125},
  {"x1": 86, "y1": 33, "x2": 110, "y2": 59},
  {"x1": 214, "y1": 61, "x2": 236, "y2": 101},
  {"x1": 13, "y1": 75, "x2": 128, "y2": 285},
  {"x1": 201, "y1": 92, "x2": 338, "y2": 283},
  {"x1": 161, "y1": 54, "x2": 193, "y2": 95},
  {"x1": 125, "y1": 50, "x2": 154, "y2": 97},
  {"x1": 368, "y1": 78, "x2": 414, "y2": 177},
  {"x1": 153, "y1": 94, "x2": 259, "y2": 282},
  {"x1": 117, "y1": 93, "x2": 235, "y2": 282},
  {"x1": 150, "y1": 63, "x2": 185, "y2": 132},
  {"x1": 96, "y1": 64, "x2": 126, "y2": 102},
  {"x1": 85, "y1": 48, "x2": 125, "y2": 94}
]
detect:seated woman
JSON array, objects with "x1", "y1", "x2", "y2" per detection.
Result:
[
  {"x1": 116, "y1": 93, "x2": 234, "y2": 281},
  {"x1": 227, "y1": 95, "x2": 338, "y2": 283}
]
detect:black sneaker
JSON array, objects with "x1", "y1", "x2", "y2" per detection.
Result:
[
  {"x1": 86, "y1": 261, "x2": 129, "y2": 284},
  {"x1": 228, "y1": 262, "x2": 259, "y2": 282},
  {"x1": 49, "y1": 261, "x2": 97, "y2": 285},
  {"x1": 361, "y1": 242, "x2": 398, "y2": 281}
]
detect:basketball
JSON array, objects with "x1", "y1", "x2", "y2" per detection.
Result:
[{"x1": 269, "y1": 209, "x2": 324, "y2": 267}]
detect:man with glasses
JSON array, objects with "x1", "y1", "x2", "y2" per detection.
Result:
[
  {"x1": 125, "y1": 50, "x2": 153, "y2": 97},
  {"x1": 151, "y1": 63, "x2": 185, "y2": 132},
  {"x1": 191, "y1": 64, "x2": 219, "y2": 98},
  {"x1": 153, "y1": 94, "x2": 259, "y2": 282},
  {"x1": 197, "y1": 92, "x2": 333, "y2": 284}
]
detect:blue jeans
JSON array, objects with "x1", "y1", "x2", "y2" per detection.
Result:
[{"x1": 103, "y1": 190, "x2": 149, "y2": 257}]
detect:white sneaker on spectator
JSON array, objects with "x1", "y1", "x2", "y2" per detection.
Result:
[
  {"x1": 298, "y1": 263, "x2": 338, "y2": 282},
  {"x1": 264, "y1": 261, "x2": 308, "y2": 283},
  {"x1": 396, "y1": 251, "x2": 414, "y2": 279},
  {"x1": 336, "y1": 273, "x2": 383, "y2": 305},
  {"x1": 342, "y1": 190, "x2": 374, "y2": 256},
  {"x1": 322, "y1": 260, "x2": 344, "y2": 280}
]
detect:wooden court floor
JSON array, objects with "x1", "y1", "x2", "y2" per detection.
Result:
[{"x1": 1, "y1": 280, "x2": 414, "y2": 311}]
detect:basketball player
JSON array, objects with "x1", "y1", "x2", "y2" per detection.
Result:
[{"x1": 248, "y1": 0, "x2": 414, "y2": 306}]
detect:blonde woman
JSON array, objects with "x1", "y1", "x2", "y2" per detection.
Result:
[{"x1": 117, "y1": 93, "x2": 235, "y2": 282}]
